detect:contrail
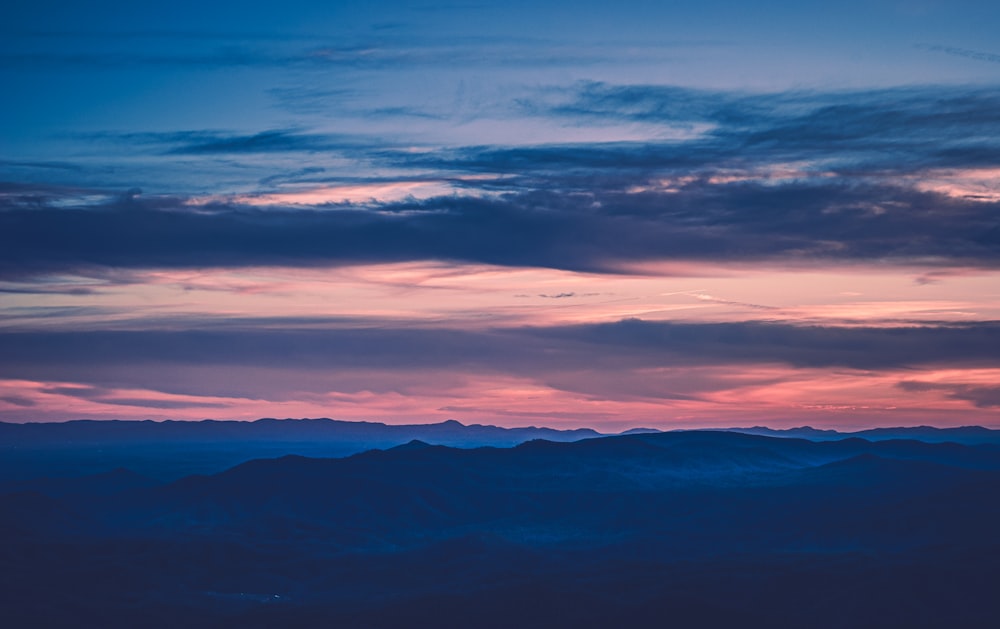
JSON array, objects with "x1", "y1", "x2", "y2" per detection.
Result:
[{"x1": 688, "y1": 292, "x2": 780, "y2": 311}]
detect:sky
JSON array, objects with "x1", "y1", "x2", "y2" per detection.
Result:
[{"x1": 2, "y1": 0, "x2": 999, "y2": 429}]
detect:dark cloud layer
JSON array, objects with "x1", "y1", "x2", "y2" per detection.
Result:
[
  {"x1": 2, "y1": 179, "x2": 998, "y2": 278},
  {"x1": 2, "y1": 320, "x2": 998, "y2": 379},
  {"x1": 536, "y1": 319, "x2": 1000, "y2": 370}
]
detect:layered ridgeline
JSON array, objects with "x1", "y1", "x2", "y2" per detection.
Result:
[
  {"x1": 0, "y1": 418, "x2": 604, "y2": 481},
  {"x1": 3, "y1": 417, "x2": 999, "y2": 481},
  {"x1": 2, "y1": 426, "x2": 1000, "y2": 628}
]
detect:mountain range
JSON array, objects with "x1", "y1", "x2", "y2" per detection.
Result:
[
  {"x1": 4, "y1": 417, "x2": 999, "y2": 482},
  {"x1": 723, "y1": 424, "x2": 1000, "y2": 445},
  {"x1": 3, "y1": 425, "x2": 1000, "y2": 627},
  {"x1": 0, "y1": 417, "x2": 600, "y2": 481}
]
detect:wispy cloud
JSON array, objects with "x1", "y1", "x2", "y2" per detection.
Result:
[
  {"x1": 73, "y1": 129, "x2": 380, "y2": 155},
  {"x1": 35, "y1": 383, "x2": 230, "y2": 409},
  {"x1": 916, "y1": 43, "x2": 1000, "y2": 65},
  {"x1": 166, "y1": 130, "x2": 344, "y2": 154},
  {"x1": 50, "y1": 83, "x2": 999, "y2": 195},
  {"x1": 0, "y1": 395, "x2": 35, "y2": 407},
  {"x1": 517, "y1": 82, "x2": 1000, "y2": 172},
  {"x1": 898, "y1": 380, "x2": 1000, "y2": 408},
  {"x1": 0, "y1": 38, "x2": 677, "y2": 71}
]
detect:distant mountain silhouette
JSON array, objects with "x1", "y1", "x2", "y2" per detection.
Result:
[
  {"x1": 0, "y1": 417, "x2": 604, "y2": 481},
  {"x1": 0, "y1": 416, "x2": 603, "y2": 446},
  {"x1": 617, "y1": 427, "x2": 663, "y2": 435},
  {"x1": 724, "y1": 424, "x2": 1000, "y2": 445},
  {"x1": 6, "y1": 418, "x2": 998, "y2": 483}
]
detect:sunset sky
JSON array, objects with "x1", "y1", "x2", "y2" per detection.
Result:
[{"x1": 2, "y1": 0, "x2": 999, "y2": 429}]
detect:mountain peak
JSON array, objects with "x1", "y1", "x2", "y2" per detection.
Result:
[{"x1": 390, "y1": 439, "x2": 434, "y2": 451}]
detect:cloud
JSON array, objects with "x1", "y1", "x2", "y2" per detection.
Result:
[
  {"x1": 436, "y1": 406, "x2": 621, "y2": 421},
  {"x1": 266, "y1": 86, "x2": 358, "y2": 115},
  {"x1": 0, "y1": 395, "x2": 36, "y2": 407},
  {"x1": 95, "y1": 398, "x2": 230, "y2": 409},
  {"x1": 916, "y1": 43, "x2": 1000, "y2": 65},
  {"x1": 2, "y1": 176, "x2": 999, "y2": 278},
  {"x1": 5, "y1": 84, "x2": 999, "y2": 279},
  {"x1": 0, "y1": 40, "x2": 434, "y2": 70},
  {"x1": 898, "y1": 380, "x2": 1000, "y2": 408},
  {"x1": 35, "y1": 383, "x2": 230, "y2": 409},
  {"x1": 1, "y1": 320, "x2": 997, "y2": 381},
  {"x1": 259, "y1": 167, "x2": 328, "y2": 186},
  {"x1": 0, "y1": 38, "x2": 667, "y2": 71},
  {"x1": 0, "y1": 286, "x2": 96, "y2": 295},
  {"x1": 0, "y1": 159, "x2": 84, "y2": 172},
  {"x1": 533, "y1": 319, "x2": 1000, "y2": 370},
  {"x1": 76, "y1": 129, "x2": 378, "y2": 155},
  {"x1": 164, "y1": 130, "x2": 367, "y2": 155},
  {"x1": 38, "y1": 385, "x2": 109, "y2": 399},
  {"x1": 4, "y1": 319, "x2": 997, "y2": 417},
  {"x1": 517, "y1": 82, "x2": 1000, "y2": 173},
  {"x1": 55, "y1": 83, "x2": 1000, "y2": 179},
  {"x1": 0, "y1": 306, "x2": 123, "y2": 326},
  {"x1": 689, "y1": 292, "x2": 778, "y2": 311}
]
